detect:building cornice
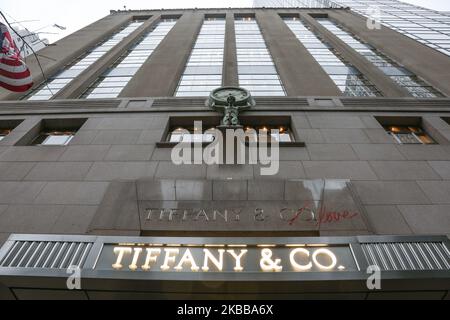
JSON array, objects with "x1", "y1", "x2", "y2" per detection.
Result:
[
  {"x1": 109, "y1": 7, "x2": 349, "y2": 15},
  {"x1": 1, "y1": 97, "x2": 450, "y2": 116}
]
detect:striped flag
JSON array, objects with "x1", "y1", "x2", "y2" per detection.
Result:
[{"x1": 0, "y1": 22, "x2": 33, "y2": 92}]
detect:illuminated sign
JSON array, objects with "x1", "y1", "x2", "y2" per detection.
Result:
[
  {"x1": 95, "y1": 243, "x2": 358, "y2": 273},
  {"x1": 1, "y1": 234, "x2": 449, "y2": 298}
]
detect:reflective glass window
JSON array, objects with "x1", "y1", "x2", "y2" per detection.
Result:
[
  {"x1": 26, "y1": 21, "x2": 145, "y2": 100},
  {"x1": 235, "y1": 17, "x2": 285, "y2": 96},
  {"x1": 317, "y1": 18, "x2": 443, "y2": 98},
  {"x1": 83, "y1": 19, "x2": 177, "y2": 99},
  {"x1": 283, "y1": 17, "x2": 380, "y2": 97},
  {"x1": 176, "y1": 17, "x2": 226, "y2": 97}
]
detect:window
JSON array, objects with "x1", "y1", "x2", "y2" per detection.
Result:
[
  {"x1": 235, "y1": 16, "x2": 286, "y2": 96},
  {"x1": 245, "y1": 125, "x2": 293, "y2": 143},
  {"x1": 384, "y1": 125, "x2": 435, "y2": 145},
  {"x1": 25, "y1": 21, "x2": 146, "y2": 100},
  {"x1": 376, "y1": 116, "x2": 436, "y2": 145},
  {"x1": 175, "y1": 16, "x2": 226, "y2": 97},
  {"x1": 15, "y1": 118, "x2": 87, "y2": 146},
  {"x1": 83, "y1": 18, "x2": 178, "y2": 99},
  {"x1": 0, "y1": 129, "x2": 11, "y2": 141},
  {"x1": 283, "y1": 16, "x2": 380, "y2": 97},
  {"x1": 167, "y1": 125, "x2": 295, "y2": 143},
  {"x1": 167, "y1": 125, "x2": 294, "y2": 144},
  {"x1": 161, "y1": 116, "x2": 299, "y2": 148},
  {"x1": 32, "y1": 131, "x2": 75, "y2": 146},
  {"x1": 317, "y1": 0, "x2": 450, "y2": 57},
  {"x1": 169, "y1": 127, "x2": 216, "y2": 143},
  {"x1": 0, "y1": 120, "x2": 23, "y2": 142},
  {"x1": 317, "y1": 18, "x2": 443, "y2": 98}
]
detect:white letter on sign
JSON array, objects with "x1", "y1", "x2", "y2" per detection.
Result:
[
  {"x1": 312, "y1": 249, "x2": 337, "y2": 270},
  {"x1": 202, "y1": 249, "x2": 225, "y2": 272},
  {"x1": 161, "y1": 248, "x2": 180, "y2": 271},
  {"x1": 260, "y1": 249, "x2": 283, "y2": 272},
  {"x1": 112, "y1": 247, "x2": 132, "y2": 270},
  {"x1": 174, "y1": 249, "x2": 200, "y2": 272},
  {"x1": 129, "y1": 248, "x2": 143, "y2": 271},
  {"x1": 227, "y1": 250, "x2": 248, "y2": 272},
  {"x1": 290, "y1": 248, "x2": 313, "y2": 271},
  {"x1": 142, "y1": 248, "x2": 161, "y2": 271}
]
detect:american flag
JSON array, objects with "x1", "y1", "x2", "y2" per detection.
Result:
[{"x1": 0, "y1": 22, "x2": 33, "y2": 92}]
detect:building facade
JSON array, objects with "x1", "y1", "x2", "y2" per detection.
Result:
[
  {"x1": 254, "y1": 0, "x2": 450, "y2": 57},
  {"x1": 0, "y1": 7, "x2": 449, "y2": 300}
]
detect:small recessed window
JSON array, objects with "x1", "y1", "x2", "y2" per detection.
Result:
[
  {"x1": 0, "y1": 120, "x2": 24, "y2": 142},
  {"x1": 0, "y1": 129, "x2": 12, "y2": 141},
  {"x1": 32, "y1": 131, "x2": 75, "y2": 146},
  {"x1": 14, "y1": 118, "x2": 87, "y2": 146},
  {"x1": 169, "y1": 127, "x2": 215, "y2": 143},
  {"x1": 384, "y1": 125, "x2": 435, "y2": 145},
  {"x1": 244, "y1": 125, "x2": 293, "y2": 143},
  {"x1": 163, "y1": 116, "x2": 298, "y2": 148},
  {"x1": 168, "y1": 125, "x2": 294, "y2": 143}
]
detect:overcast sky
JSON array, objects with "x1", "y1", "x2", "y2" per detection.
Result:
[{"x1": 1, "y1": 0, "x2": 449, "y2": 43}]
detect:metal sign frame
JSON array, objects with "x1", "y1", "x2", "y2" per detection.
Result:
[{"x1": 0, "y1": 234, "x2": 449, "y2": 296}]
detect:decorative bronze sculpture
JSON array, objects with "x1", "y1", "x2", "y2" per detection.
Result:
[{"x1": 206, "y1": 87, "x2": 256, "y2": 128}]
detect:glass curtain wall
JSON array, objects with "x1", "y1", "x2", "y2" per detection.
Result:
[
  {"x1": 175, "y1": 17, "x2": 226, "y2": 97},
  {"x1": 26, "y1": 21, "x2": 145, "y2": 100},
  {"x1": 235, "y1": 16, "x2": 286, "y2": 96},
  {"x1": 284, "y1": 17, "x2": 380, "y2": 96},
  {"x1": 254, "y1": 0, "x2": 450, "y2": 57},
  {"x1": 318, "y1": 18, "x2": 443, "y2": 98},
  {"x1": 82, "y1": 19, "x2": 177, "y2": 99}
]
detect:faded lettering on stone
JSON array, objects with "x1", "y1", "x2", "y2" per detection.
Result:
[
  {"x1": 146, "y1": 208, "x2": 243, "y2": 222},
  {"x1": 144, "y1": 205, "x2": 359, "y2": 225}
]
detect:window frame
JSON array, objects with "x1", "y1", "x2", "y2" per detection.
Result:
[
  {"x1": 14, "y1": 118, "x2": 87, "y2": 147},
  {"x1": 0, "y1": 129, "x2": 11, "y2": 142},
  {"x1": 31, "y1": 131, "x2": 76, "y2": 146},
  {"x1": 375, "y1": 116, "x2": 440, "y2": 145},
  {"x1": 385, "y1": 126, "x2": 436, "y2": 145},
  {"x1": 157, "y1": 116, "x2": 305, "y2": 148}
]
